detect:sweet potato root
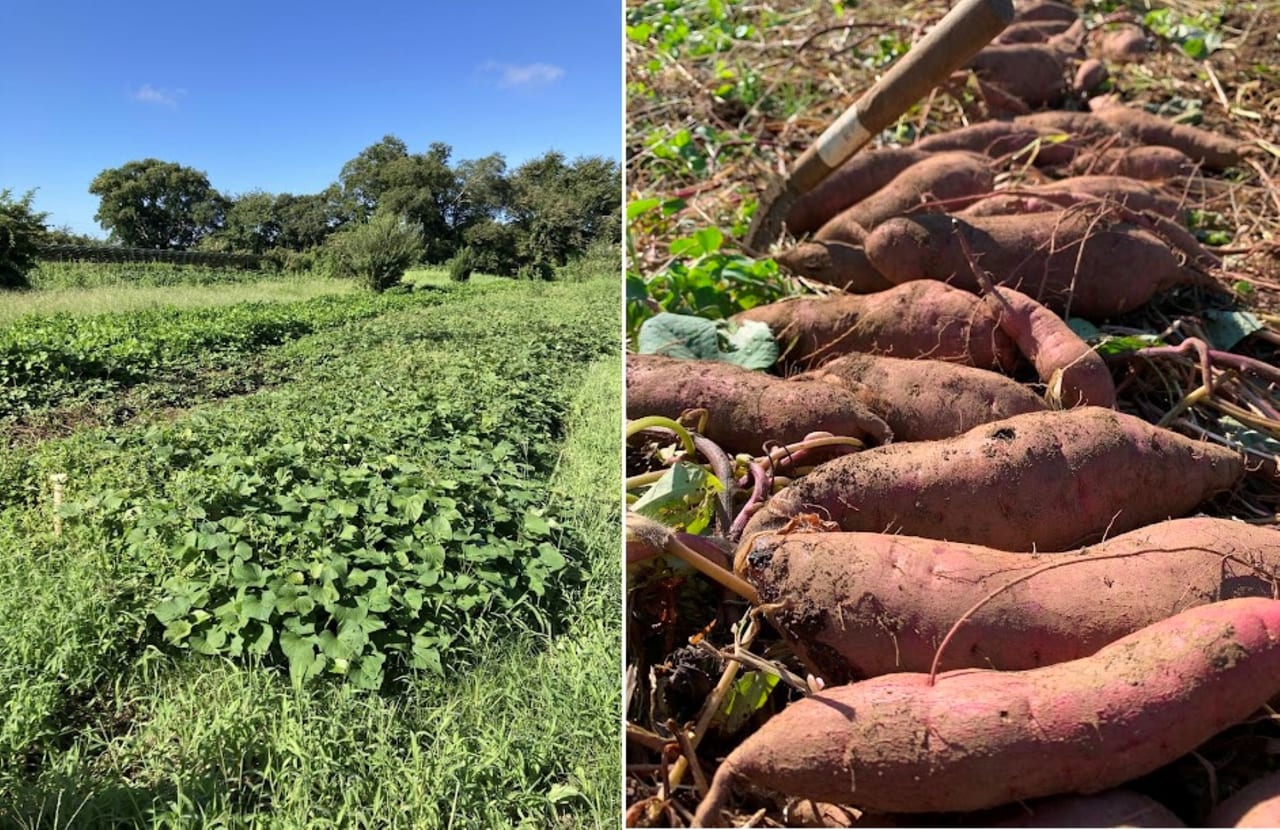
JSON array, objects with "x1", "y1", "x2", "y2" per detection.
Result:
[
  {"x1": 815, "y1": 152, "x2": 993, "y2": 242},
  {"x1": 995, "y1": 19, "x2": 1071, "y2": 44},
  {"x1": 731, "y1": 282, "x2": 1019, "y2": 373},
  {"x1": 914, "y1": 121, "x2": 1077, "y2": 165},
  {"x1": 626, "y1": 354, "x2": 892, "y2": 453},
  {"x1": 773, "y1": 239, "x2": 893, "y2": 293},
  {"x1": 741, "y1": 517, "x2": 1280, "y2": 683},
  {"x1": 694, "y1": 597, "x2": 1280, "y2": 822},
  {"x1": 1014, "y1": 0, "x2": 1078, "y2": 24},
  {"x1": 794, "y1": 353, "x2": 1045, "y2": 441},
  {"x1": 742, "y1": 407, "x2": 1244, "y2": 550},
  {"x1": 989, "y1": 790, "x2": 1184, "y2": 827},
  {"x1": 967, "y1": 44, "x2": 1069, "y2": 107},
  {"x1": 1090, "y1": 102, "x2": 1244, "y2": 169},
  {"x1": 1072, "y1": 58, "x2": 1108, "y2": 95},
  {"x1": 784, "y1": 147, "x2": 929, "y2": 237},
  {"x1": 1067, "y1": 144, "x2": 1195, "y2": 179},
  {"x1": 1208, "y1": 772, "x2": 1280, "y2": 827},
  {"x1": 864, "y1": 210, "x2": 1189, "y2": 318},
  {"x1": 981, "y1": 284, "x2": 1116, "y2": 407},
  {"x1": 961, "y1": 178, "x2": 1185, "y2": 221},
  {"x1": 1094, "y1": 24, "x2": 1148, "y2": 63}
]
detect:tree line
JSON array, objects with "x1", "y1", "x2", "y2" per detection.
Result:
[{"x1": 69, "y1": 136, "x2": 619, "y2": 278}]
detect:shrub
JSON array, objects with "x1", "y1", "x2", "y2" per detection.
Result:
[
  {"x1": 557, "y1": 239, "x2": 622, "y2": 282},
  {"x1": 462, "y1": 219, "x2": 521, "y2": 276},
  {"x1": 0, "y1": 189, "x2": 48, "y2": 290},
  {"x1": 517, "y1": 261, "x2": 554, "y2": 281},
  {"x1": 448, "y1": 246, "x2": 475, "y2": 282},
  {"x1": 325, "y1": 211, "x2": 423, "y2": 292}
]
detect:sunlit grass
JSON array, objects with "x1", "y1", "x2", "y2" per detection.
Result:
[{"x1": 0, "y1": 276, "x2": 358, "y2": 325}]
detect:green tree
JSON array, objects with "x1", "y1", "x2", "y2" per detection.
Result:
[
  {"x1": 275, "y1": 186, "x2": 349, "y2": 251},
  {"x1": 89, "y1": 159, "x2": 227, "y2": 249},
  {"x1": 210, "y1": 191, "x2": 280, "y2": 254},
  {"x1": 325, "y1": 210, "x2": 423, "y2": 292},
  {"x1": 0, "y1": 189, "x2": 48, "y2": 289},
  {"x1": 507, "y1": 152, "x2": 620, "y2": 271},
  {"x1": 462, "y1": 219, "x2": 521, "y2": 276}
]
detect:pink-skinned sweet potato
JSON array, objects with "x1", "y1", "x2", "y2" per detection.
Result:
[
  {"x1": 740, "y1": 517, "x2": 1280, "y2": 683},
  {"x1": 815, "y1": 152, "x2": 994, "y2": 242},
  {"x1": 1015, "y1": 110, "x2": 1120, "y2": 142},
  {"x1": 773, "y1": 239, "x2": 894, "y2": 293},
  {"x1": 794, "y1": 352, "x2": 1045, "y2": 441},
  {"x1": 1208, "y1": 772, "x2": 1280, "y2": 827},
  {"x1": 967, "y1": 44, "x2": 1069, "y2": 107},
  {"x1": 996, "y1": 19, "x2": 1071, "y2": 44},
  {"x1": 741, "y1": 407, "x2": 1244, "y2": 550},
  {"x1": 864, "y1": 210, "x2": 1189, "y2": 318},
  {"x1": 1067, "y1": 144, "x2": 1195, "y2": 179},
  {"x1": 1094, "y1": 24, "x2": 1148, "y2": 63},
  {"x1": 1089, "y1": 102, "x2": 1245, "y2": 169},
  {"x1": 1014, "y1": 0, "x2": 1078, "y2": 24},
  {"x1": 626, "y1": 353, "x2": 891, "y2": 453},
  {"x1": 731, "y1": 282, "x2": 1019, "y2": 373},
  {"x1": 981, "y1": 284, "x2": 1116, "y2": 407},
  {"x1": 988, "y1": 790, "x2": 1185, "y2": 827},
  {"x1": 1072, "y1": 57, "x2": 1109, "y2": 95},
  {"x1": 914, "y1": 121, "x2": 1078, "y2": 165},
  {"x1": 784, "y1": 147, "x2": 930, "y2": 237},
  {"x1": 960, "y1": 177, "x2": 1186, "y2": 221},
  {"x1": 693, "y1": 597, "x2": 1280, "y2": 823}
]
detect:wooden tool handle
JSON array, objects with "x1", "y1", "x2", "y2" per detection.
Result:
[{"x1": 789, "y1": 0, "x2": 1014, "y2": 194}]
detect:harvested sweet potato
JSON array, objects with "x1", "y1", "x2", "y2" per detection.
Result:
[
  {"x1": 742, "y1": 407, "x2": 1244, "y2": 550},
  {"x1": 981, "y1": 284, "x2": 1116, "y2": 407},
  {"x1": 741, "y1": 517, "x2": 1280, "y2": 683},
  {"x1": 961, "y1": 178, "x2": 1185, "y2": 221},
  {"x1": 864, "y1": 210, "x2": 1189, "y2": 318},
  {"x1": 995, "y1": 19, "x2": 1071, "y2": 44},
  {"x1": 773, "y1": 239, "x2": 893, "y2": 293},
  {"x1": 815, "y1": 152, "x2": 993, "y2": 242},
  {"x1": 693, "y1": 597, "x2": 1280, "y2": 823},
  {"x1": 1015, "y1": 110, "x2": 1119, "y2": 141},
  {"x1": 914, "y1": 121, "x2": 1077, "y2": 164},
  {"x1": 989, "y1": 790, "x2": 1185, "y2": 827},
  {"x1": 1208, "y1": 772, "x2": 1280, "y2": 827},
  {"x1": 1067, "y1": 144, "x2": 1195, "y2": 179},
  {"x1": 784, "y1": 147, "x2": 929, "y2": 237},
  {"x1": 1090, "y1": 102, "x2": 1244, "y2": 169},
  {"x1": 1013, "y1": 0, "x2": 1078, "y2": 24},
  {"x1": 967, "y1": 44, "x2": 1069, "y2": 107},
  {"x1": 626, "y1": 354, "x2": 892, "y2": 453},
  {"x1": 795, "y1": 352, "x2": 1045, "y2": 441},
  {"x1": 1095, "y1": 24, "x2": 1148, "y2": 63},
  {"x1": 731, "y1": 282, "x2": 1019, "y2": 373},
  {"x1": 1072, "y1": 57, "x2": 1108, "y2": 94}
]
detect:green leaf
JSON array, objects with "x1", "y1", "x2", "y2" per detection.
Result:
[
  {"x1": 1202, "y1": 309, "x2": 1263, "y2": 351},
  {"x1": 627, "y1": 198, "x2": 662, "y2": 221},
  {"x1": 718, "y1": 319, "x2": 778, "y2": 369},
  {"x1": 717, "y1": 671, "x2": 780, "y2": 734},
  {"x1": 1066, "y1": 318, "x2": 1102, "y2": 343},
  {"x1": 631, "y1": 461, "x2": 723, "y2": 532},
  {"x1": 637, "y1": 313, "x2": 719, "y2": 360},
  {"x1": 1096, "y1": 333, "x2": 1162, "y2": 357}
]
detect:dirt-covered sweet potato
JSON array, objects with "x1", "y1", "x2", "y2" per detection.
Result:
[
  {"x1": 1208, "y1": 772, "x2": 1280, "y2": 827},
  {"x1": 815, "y1": 152, "x2": 993, "y2": 242},
  {"x1": 914, "y1": 121, "x2": 1077, "y2": 164},
  {"x1": 741, "y1": 517, "x2": 1280, "y2": 683},
  {"x1": 795, "y1": 353, "x2": 1045, "y2": 441},
  {"x1": 784, "y1": 146, "x2": 929, "y2": 237},
  {"x1": 1095, "y1": 24, "x2": 1148, "y2": 63},
  {"x1": 967, "y1": 44, "x2": 1069, "y2": 107},
  {"x1": 731, "y1": 282, "x2": 1019, "y2": 373},
  {"x1": 1072, "y1": 57, "x2": 1108, "y2": 94},
  {"x1": 626, "y1": 353, "x2": 891, "y2": 453},
  {"x1": 864, "y1": 210, "x2": 1189, "y2": 318},
  {"x1": 773, "y1": 239, "x2": 893, "y2": 293},
  {"x1": 960, "y1": 177, "x2": 1185, "y2": 221},
  {"x1": 1067, "y1": 144, "x2": 1195, "y2": 179},
  {"x1": 693, "y1": 597, "x2": 1280, "y2": 823},
  {"x1": 1090, "y1": 102, "x2": 1245, "y2": 169},
  {"x1": 1014, "y1": 0, "x2": 1078, "y2": 24},
  {"x1": 982, "y1": 284, "x2": 1115, "y2": 407},
  {"x1": 989, "y1": 790, "x2": 1185, "y2": 827},
  {"x1": 995, "y1": 19, "x2": 1071, "y2": 44},
  {"x1": 742, "y1": 407, "x2": 1244, "y2": 550}
]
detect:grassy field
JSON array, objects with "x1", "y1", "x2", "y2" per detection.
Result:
[{"x1": 0, "y1": 270, "x2": 621, "y2": 827}]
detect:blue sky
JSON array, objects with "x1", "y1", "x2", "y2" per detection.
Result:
[{"x1": 2, "y1": 1, "x2": 622, "y2": 236}]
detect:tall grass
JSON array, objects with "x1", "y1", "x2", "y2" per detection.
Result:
[
  {"x1": 29, "y1": 261, "x2": 270, "y2": 290},
  {"x1": 0, "y1": 276, "x2": 357, "y2": 326}
]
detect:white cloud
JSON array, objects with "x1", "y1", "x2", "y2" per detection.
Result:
[
  {"x1": 480, "y1": 61, "x2": 565, "y2": 89},
  {"x1": 132, "y1": 84, "x2": 186, "y2": 107}
]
